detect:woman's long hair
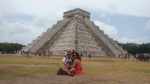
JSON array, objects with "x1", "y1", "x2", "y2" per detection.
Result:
[{"x1": 73, "y1": 52, "x2": 81, "y2": 61}]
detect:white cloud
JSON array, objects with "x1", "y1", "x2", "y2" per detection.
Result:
[
  {"x1": 100, "y1": 13, "x2": 107, "y2": 18},
  {"x1": 0, "y1": 0, "x2": 150, "y2": 17},
  {"x1": 66, "y1": 0, "x2": 150, "y2": 17},
  {"x1": 56, "y1": 8, "x2": 68, "y2": 16},
  {"x1": 115, "y1": 0, "x2": 150, "y2": 17},
  {"x1": 99, "y1": 13, "x2": 110, "y2": 22},
  {"x1": 94, "y1": 21, "x2": 118, "y2": 40},
  {"x1": 119, "y1": 37, "x2": 150, "y2": 44},
  {"x1": 94, "y1": 21, "x2": 150, "y2": 44},
  {"x1": 0, "y1": 15, "x2": 54, "y2": 45},
  {"x1": 144, "y1": 19, "x2": 150, "y2": 31}
]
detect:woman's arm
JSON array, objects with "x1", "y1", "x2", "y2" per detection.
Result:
[{"x1": 69, "y1": 59, "x2": 78, "y2": 68}]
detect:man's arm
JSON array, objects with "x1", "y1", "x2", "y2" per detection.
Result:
[{"x1": 69, "y1": 60, "x2": 77, "y2": 68}]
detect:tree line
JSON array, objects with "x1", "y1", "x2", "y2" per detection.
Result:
[
  {"x1": 118, "y1": 42, "x2": 150, "y2": 55},
  {"x1": 0, "y1": 42, "x2": 25, "y2": 54},
  {"x1": 0, "y1": 42, "x2": 150, "y2": 54}
]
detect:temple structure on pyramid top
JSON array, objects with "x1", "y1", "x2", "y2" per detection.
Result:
[{"x1": 22, "y1": 8, "x2": 127, "y2": 56}]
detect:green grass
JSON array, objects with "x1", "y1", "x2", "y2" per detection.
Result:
[{"x1": 0, "y1": 54, "x2": 150, "y2": 80}]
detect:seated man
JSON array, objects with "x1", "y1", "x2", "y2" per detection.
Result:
[{"x1": 57, "y1": 51, "x2": 74, "y2": 76}]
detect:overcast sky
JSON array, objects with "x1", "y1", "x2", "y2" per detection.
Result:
[{"x1": 0, "y1": 0, "x2": 150, "y2": 45}]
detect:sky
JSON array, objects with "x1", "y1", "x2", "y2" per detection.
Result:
[{"x1": 0, "y1": 0, "x2": 150, "y2": 45}]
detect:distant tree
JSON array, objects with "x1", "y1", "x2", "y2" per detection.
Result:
[
  {"x1": 118, "y1": 42, "x2": 150, "y2": 54},
  {"x1": 0, "y1": 42, "x2": 25, "y2": 54},
  {"x1": 138, "y1": 43, "x2": 150, "y2": 54}
]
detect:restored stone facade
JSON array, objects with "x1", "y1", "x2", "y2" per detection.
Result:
[{"x1": 22, "y1": 8, "x2": 127, "y2": 56}]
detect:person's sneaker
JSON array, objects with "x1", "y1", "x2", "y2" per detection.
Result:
[
  {"x1": 57, "y1": 70, "x2": 62, "y2": 75},
  {"x1": 70, "y1": 73, "x2": 74, "y2": 77}
]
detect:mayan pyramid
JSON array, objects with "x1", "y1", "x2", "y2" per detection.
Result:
[{"x1": 22, "y1": 8, "x2": 127, "y2": 56}]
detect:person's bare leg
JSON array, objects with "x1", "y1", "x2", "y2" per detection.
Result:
[
  {"x1": 69, "y1": 68, "x2": 75, "y2": 73},
  {"x1": 68, "y1": 68, "x2": 75, "y2": 76},
  {"x1": 60, "y1": 65, "x2": 70, "y2": 74}
]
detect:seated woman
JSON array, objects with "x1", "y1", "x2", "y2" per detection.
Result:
[{"x1": 69, "y1": 52, "x2": 83, "y2": 75}]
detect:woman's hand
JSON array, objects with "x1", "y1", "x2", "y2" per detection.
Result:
[{"x1": 68, "y1": 65, "x2": 71, "y2": 67}]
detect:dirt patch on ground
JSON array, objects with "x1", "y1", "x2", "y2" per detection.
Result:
[
  {"x1": 0, "y1": 65, "x2": 22, "y2": 71},
  {"x1": 0, "y1": 75, "x2": 150, "y2": 84}
]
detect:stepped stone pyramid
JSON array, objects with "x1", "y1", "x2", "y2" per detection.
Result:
[{"x1": 23, "y1": 8, "x2": 127, "y2": 56}]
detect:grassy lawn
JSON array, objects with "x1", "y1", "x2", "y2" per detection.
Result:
[{"x1": 0, "y1": 54, "x2": 150, "y2": 81}]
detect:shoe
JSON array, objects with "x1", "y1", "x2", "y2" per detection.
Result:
[
  {"x1": 70, "y1": 73, "x2": 74, "y2": 77},
  {"x1": 57, "y1": 70, "x2": 62, "y2": 75}
]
